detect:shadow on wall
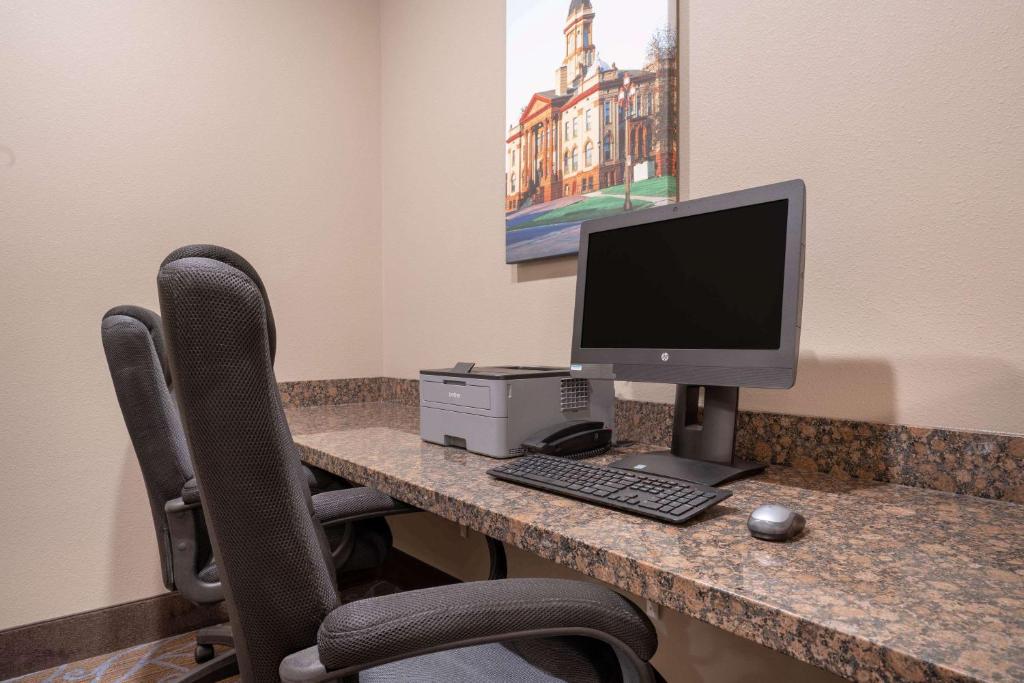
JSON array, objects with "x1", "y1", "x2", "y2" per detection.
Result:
[
  {"x1": 742, "y1": 352, "x2": 897, "y2": 424},
  {"x1": 108, "y1": 444, "x2": 163, "y2": 609},
  {"x1": 745, "y1": 351, "x2": 1024, "y2": 433},
  {"x1": 616, "y1": 355, "x2": 898, "y2": 427},
  {"x1": 513, "y1": 254, "x2": 577, "y2": 283}
]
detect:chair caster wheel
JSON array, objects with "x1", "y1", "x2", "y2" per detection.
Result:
[{"x1": 195, "y1": 644, "x2": 216, "y2": 663}]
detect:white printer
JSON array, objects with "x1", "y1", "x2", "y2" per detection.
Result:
[{"x1": 419, "y1": 363, "x2": 615, "y2": 458}]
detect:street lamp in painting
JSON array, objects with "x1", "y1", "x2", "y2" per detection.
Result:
[{"x1": 618, "y1": 74, "x2": 638, "y2": 211}]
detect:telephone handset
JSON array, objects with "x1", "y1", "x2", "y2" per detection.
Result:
[{"x1": 521, "y1": 420, "x2": 613, "y2": 460}]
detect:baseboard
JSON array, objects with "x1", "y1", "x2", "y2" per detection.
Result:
[
  {"x1": 0, "y1": 550, "x2": 453, "y2": 680},
  {"x1": 0, "y1": 592, "x2": 227, "y2": 680}
]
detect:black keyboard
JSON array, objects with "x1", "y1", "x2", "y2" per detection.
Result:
[{"x1": 487, "y1": 454, "x2": 730, "y2": 524}]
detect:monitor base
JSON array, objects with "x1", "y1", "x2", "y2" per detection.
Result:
[{"x1": 609, "y1": 452, "x2": 766, "y2": 487}]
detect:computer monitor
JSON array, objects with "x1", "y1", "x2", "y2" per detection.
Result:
[{"x1": 570, "y1": 179, "x2": 805, "y2": 486}]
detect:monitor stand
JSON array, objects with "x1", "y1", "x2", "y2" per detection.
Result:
[{"x1": 609, "y1": 385, "x2": 765, "y2": 486}]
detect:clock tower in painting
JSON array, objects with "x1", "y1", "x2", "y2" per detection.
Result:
[{"x1": 556, "y1": 0, "x2": 596, "y2": 95}]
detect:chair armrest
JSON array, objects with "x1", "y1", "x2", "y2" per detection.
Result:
[
  {"x1": 183, "y1": 464, "x2": 367, "y2": 505},
  {"x1": 180, "y1": 477, "x2": 201, "y2": 505},
  {"x1": 301, "y1": 458, "x2": 343, "y2": 494},
  {"x1": 311, "y1": 487, "x2": 415, "y2": 527},
  {"x1": 280, "y1": 578, "x2": 656, "y2": 681},
  {"x1": 164, "y1": 497, "x2": 222, "y2": 605},
  {"x1": 184, "y1": 462, "x2": 318, "y2": 503}
]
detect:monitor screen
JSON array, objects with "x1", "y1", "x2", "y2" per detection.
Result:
[{"x1": 580, "y1": 199, "x2": 789, "y2": 351}]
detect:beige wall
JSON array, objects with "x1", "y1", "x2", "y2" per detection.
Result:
[
  {"x1": 381, "y1": 0, "x2": 1024, "y2": 435},
  {"x1": 0, "y1": 0, "x2": 383, "y2": 629}
]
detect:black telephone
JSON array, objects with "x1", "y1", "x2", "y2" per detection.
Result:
[{"x1": 521, "y1": 420, "x2": 613, "y2": 460}]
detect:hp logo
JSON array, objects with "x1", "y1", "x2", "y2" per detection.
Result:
[{"x1": 660, "y1": 353, "x2": 670, "y2": 362}]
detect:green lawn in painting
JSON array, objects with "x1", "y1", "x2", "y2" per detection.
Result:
[
  {"x1": 509, "y1": 195, "x2": 654, "y2": 231},
  {"x1": 600, "y1": 175, "x2": 678, "y2": 198}
]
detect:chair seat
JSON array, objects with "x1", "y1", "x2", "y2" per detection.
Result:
[
  {"x1": 197, "y1": 557, "x2": 218, "y2": 583},
  {"x1": 359, "y1": 637, "x2": 614, "y2": 682}
]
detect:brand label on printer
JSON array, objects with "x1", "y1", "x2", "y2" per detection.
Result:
[{"x1": 421, "y1": 381, "x2": 491, "y2": 410}]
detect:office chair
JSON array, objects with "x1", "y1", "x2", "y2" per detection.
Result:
[
  {"x1": 101, "y1": 304, "x2": 412, "y2": 682},
  {"x1": 157, "y1": 247, "x2": 661, "y2": 682}
]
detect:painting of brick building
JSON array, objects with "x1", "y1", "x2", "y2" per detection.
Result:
[{"x1": 506, "y1": 0, "x2": 679, "y2": 263}]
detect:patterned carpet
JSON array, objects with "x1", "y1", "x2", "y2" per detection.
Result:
[{"x1": 6, "y1": 632, "x2": 238, "y2": 683}]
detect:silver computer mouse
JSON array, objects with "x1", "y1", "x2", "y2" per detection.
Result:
[{"x1": 748, "y1": 504, "x2": 806, "y2": 541}]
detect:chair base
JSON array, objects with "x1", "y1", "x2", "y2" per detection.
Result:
[
  {"x1": 175, "y1": 623, "x2": 237, "y2": 683},
  {"x1": 195, "y1": 622, "x2": 234, "y2": 648},
  {"x1": 175, "y1": 648, "x2": 238, "y2": 683},
  {"x1": 194, "y1": 644, "x2": 216, "y2": 663}
]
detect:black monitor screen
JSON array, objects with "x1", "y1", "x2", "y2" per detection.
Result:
[{"x1": 580, "y1": 199, "x2": 789, "y2": 350}]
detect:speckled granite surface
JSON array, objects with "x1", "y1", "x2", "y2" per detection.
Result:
[
  {"x1": 288, "y1": 402, "x2": 1024, "y2": 683},
  {"x1": 278, "y1": 377, "x2": 420, "y2": 408},
  {"x1": 378, "y1": 377, "x2": 420, "y2": 405},
  {"x1": 616, "y1": 400, "x2": 1024, "y2": 503},
  {"x1": 279, "y1": 379, "x2": 1023, "y2": 502},
  {"x1": 278, "y1": 378, "x2": 387, "y2": 408}
]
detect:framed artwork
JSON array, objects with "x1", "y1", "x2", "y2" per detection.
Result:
[{"x1": 505, "y1": 0, "x2": 680, "y2": 263}]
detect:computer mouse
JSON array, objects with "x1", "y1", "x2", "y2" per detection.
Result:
[{"x1": 747, "y1": 504, "x2": 806, "y2": 541}]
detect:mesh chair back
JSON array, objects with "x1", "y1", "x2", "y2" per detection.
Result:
[
  {"x1": 101, "y1": 305, "x2": 193, "y2": 589},
  {"x1": 158, "y1": 247, "x2": 337, "y2": 682},
  {"x1": 161, "y1": 244, "x2": 277, "y2": 361}
]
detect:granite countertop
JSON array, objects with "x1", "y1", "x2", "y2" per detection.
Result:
[{"x1": 288, "y1": 402, "x2": 1024, "y2": 683}]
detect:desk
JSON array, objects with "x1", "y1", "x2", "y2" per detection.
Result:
[{"x1": 289, "y1": 402, "x2": 1023, "y2": 683}]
